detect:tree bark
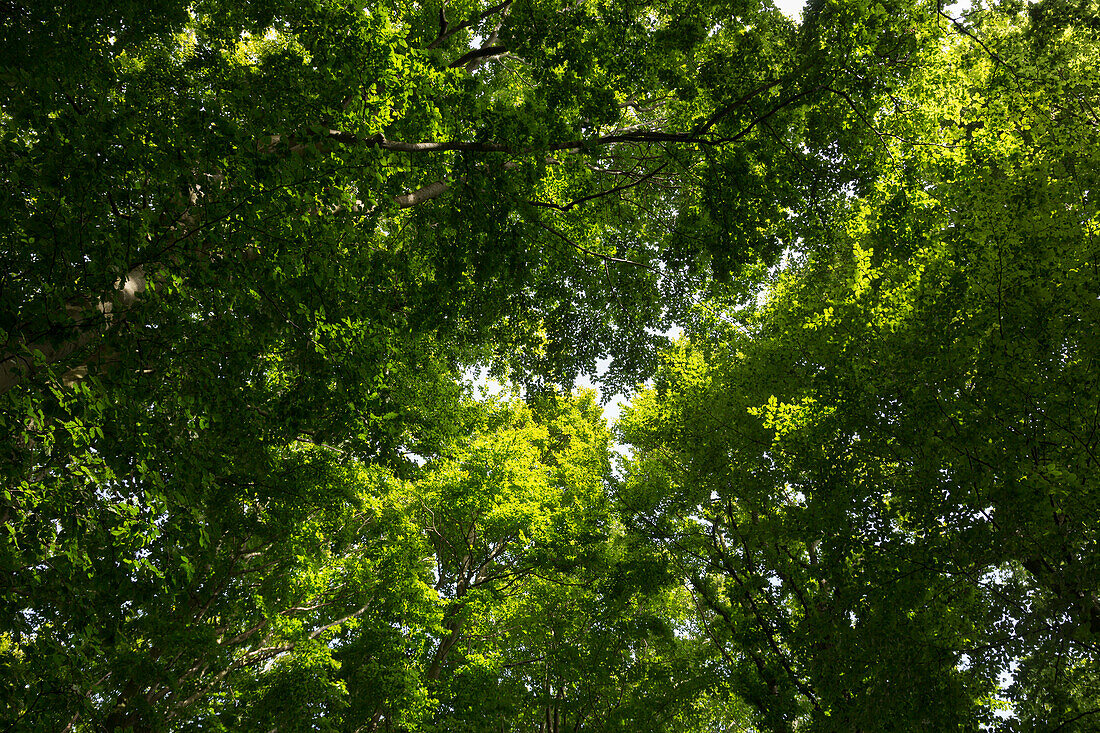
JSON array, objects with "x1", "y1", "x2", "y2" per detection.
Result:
[{"x1": 0, "y1": 266, "x2": 146, "y2": 395}]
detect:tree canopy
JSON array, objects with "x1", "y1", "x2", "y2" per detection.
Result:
[{"x1": 2, "y1": 0, "x2": 1099, "y2": 730}]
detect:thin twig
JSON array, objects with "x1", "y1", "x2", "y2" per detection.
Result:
[{"x1": 531, "y1": 219, "x2": 654, "y2": 271}]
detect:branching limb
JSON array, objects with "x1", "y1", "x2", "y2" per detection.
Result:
[
  {"x1": 308, "y1": 603, "x2": 370, "y2": 640},
  {"x1": 692, "y1": 78, "x2": 784, "y2": 137},
  {"x1": 823, "y1": 85, "x2": 894, "y2": 159},
  {"x1": 936, "y1": 1, "x2": 1022, "y2": 81},
  {"x1": 427, "y1": 0, "x2": 512, "y2": 49}
]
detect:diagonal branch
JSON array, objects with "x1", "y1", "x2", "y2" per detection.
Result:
[
  {"x1": 527, "y1": 161, "x2": 670, "y2": 213},
  {"x1": 531, "y1": 219, "x2": 654, "y2": 271},
  {"x1": 823, "y1": 85, "x2": 894, "y2": 159},
  {"x1": 692, "y1": 78, "x2": 784, "y2": 138},
  {"x1": 709, "y1": 85, "x2": 825, "y2": 145},
  {"x1": 427, "y1": 0, "x2": 513, "y2": 49},
  {"x1": 308, "y1": 603, "x2": 370, "y2": 640},
  {"x1": 936, "y1": 1, "x2": 1023, "y2": 81},
  {"x1": 449, "y1": 45, "x2": 508, "y2": 69}
]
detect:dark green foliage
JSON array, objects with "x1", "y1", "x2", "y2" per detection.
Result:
[{"x1": 4, "y1": 0, "x2": 1100, "y2": 730}]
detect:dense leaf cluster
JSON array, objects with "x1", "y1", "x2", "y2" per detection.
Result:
[{"x1": 2, "y1": 0, "x2": 1099, "y2": 730}]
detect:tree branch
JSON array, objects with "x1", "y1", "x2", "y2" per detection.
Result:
[
  {"x1": 449, "y1": 45, "x2": 508, "y2": 69},
  {"x1": 426, "y1": 0, "x2": 513, "y2": 49},
  {"x1": 395, "y1": 179, "x2": 451, "y2": 208},
  {"x1": 936, "y1": 2, "x2": 1022, "y2": 81},
  {"x1": 692, "y1": 78, "x2": 784, "y2": 137},
  {"x1": 308, "y1": 603, "x2": 370, "y2": 640},
  {"x1": 527, "y1": 161, "x2": 670, "y2": 213},
  {"x1": 531, "y1": 220, "x2": 654, "y2": 271},
  {"x1": 0, "y1": 266, "x2": 147, "y2": 395}
]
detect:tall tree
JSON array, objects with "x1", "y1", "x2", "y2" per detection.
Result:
[
  {"x1": 619, "y1": 2, "x2": 1100, "y2": 729},
  {"x1": 414, "y1": 391, "x2": 720, "y2": 733},
  {"x1": 0, "y1": 0, "x2": 1005, "y2": 729}
]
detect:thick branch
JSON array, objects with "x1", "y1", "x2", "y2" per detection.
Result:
[
  {"x1": 464, "y1": 4, "x2": 511, "y2": 72},
  {"x1": 395, "y1": 179, "x2": 451, "y2": 208},
  {"x1": 426, "y1": 0, "x2": 513, "y2": 49},
  {"x1": 0, "y1": 266, "x2": 147, "y2": 395},
  {"x1": 449, "y1": 45, "x2": 508, "y2": 69}
]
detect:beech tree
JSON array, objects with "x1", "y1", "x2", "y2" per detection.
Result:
[
  {"x1": 0, "y1": 0, "x2": 925, "y2": 399},
  {"x1": 2, "y1": 0, "x2": 918, "y2": 723},
  {"x1": 619, "y1": 3, "x2": 1100, "y2": 730},
  {"x1": 6, "y1": 0, "x2": 1099, "y2": 730}
]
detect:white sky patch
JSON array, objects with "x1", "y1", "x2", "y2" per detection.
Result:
[
  {"x1": 465, "y1": 325, "x2": 685, "y2": 472},
  {"x1": 463, "y1": 362, "x2": 626, "y2": 426},
  {"x1": 771, "y1": 0, "x2": 971, "y2": 21},
  {"x1": 465, "y1": 365, "x2": 508, "y2": 400},
  {"x1": 774, "y1": 0, "x2": 807, "y2": 20},
  {"x1": 576, "y1": 359, "x2": 628, "y2": 427}
]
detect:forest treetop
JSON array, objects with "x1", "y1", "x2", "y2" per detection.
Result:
[
  {"x1": 3, "y1": 0, "x2": 1100, "y2": 730},
  {"x1": 1, "y1": 0, "x2": 929, "y2": 401}
]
